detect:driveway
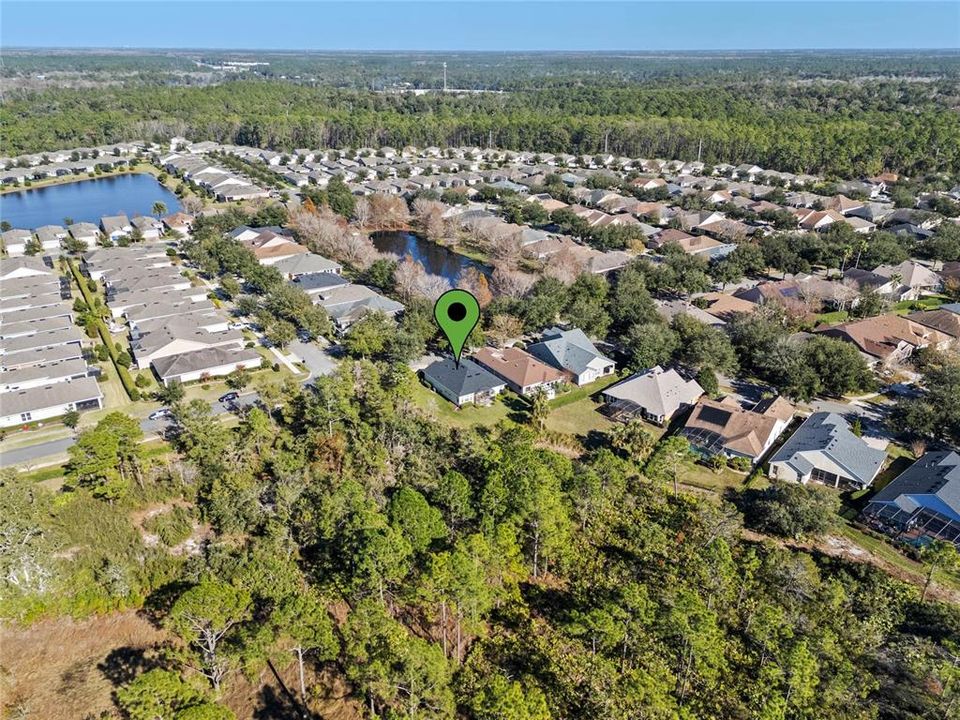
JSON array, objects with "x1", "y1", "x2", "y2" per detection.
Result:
[{"x1": 289, "y1": 340, "x2": 338, "y2": 380}]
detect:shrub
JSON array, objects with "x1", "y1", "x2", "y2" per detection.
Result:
[
  {"x1": 738, "y1": 483, "x2": 841, "y2": 539},
  {"x1": 143, "y1": 506, "x2": 193, "y2": 546}
]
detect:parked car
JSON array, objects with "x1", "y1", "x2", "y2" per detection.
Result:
[
  {"x1": 218, "y1": 391, "x2": 239, "y2": 403},
  {"x1": 148, "y1": 408, "x2": 172, "y2": 420},
  {"x1": 228, "y1": 322, "x2": 246, "y2": 330}
]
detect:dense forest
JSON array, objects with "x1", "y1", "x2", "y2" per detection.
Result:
[
  {"x1": 2, "y1": 62, "x2": 960, "y2": 177},
  {"x1": 4, "y1": 50, "x2": 960, "y2": 87},
  {"x1": 4, "y1": 360, "x2": 960, "y2": 720}
]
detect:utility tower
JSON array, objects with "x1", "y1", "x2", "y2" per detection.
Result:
[{"x1": 442, "y1": 62, "x2": 447, "y2": 92}]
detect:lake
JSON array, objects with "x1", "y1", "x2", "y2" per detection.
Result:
[
  {"x1": 0, "y1": 174, "x2": 182, "y2": 230},
  {"x1": 372, "y1": 231, "x2": 489, "y2": 284}
]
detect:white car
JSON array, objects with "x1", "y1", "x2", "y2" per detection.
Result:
[
  {"x1": 228, "y1": 322, "x2": 246, "y2": 330},
  {"x1": 148, "y1": 408, "x2": 172, "y2": 420}
]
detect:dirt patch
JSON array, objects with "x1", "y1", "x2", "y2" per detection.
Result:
[
  {"x1": 0, "y1": 611, "x2": 362, "y2": 720},
  {"x1": 0, "y1": 611, "x2": 168, "y2": 719},
  {"x1": 741, "y1": 529, "x2": 960, "y2": 605},
  {"x1": 129, "y1": 500, "x2": 210, "y2": 557}
]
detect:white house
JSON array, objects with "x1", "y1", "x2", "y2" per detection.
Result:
[{"x1": 0, "y1": 377, "x2": 103, "y2": 428}]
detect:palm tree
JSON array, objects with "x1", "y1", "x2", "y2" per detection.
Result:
[
  {"x1": 152, "y1": 201, "x2": 167, "y2": 219},
  {"x1": 529, "y1": 388, "x2": 551, "y2": 433}
]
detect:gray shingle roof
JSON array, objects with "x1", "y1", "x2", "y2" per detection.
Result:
[
  {"x1": 602, "y1": 366, "x2": 703, "y2": 418},
  {"x1": 0, "y1": 376, "x2": 102, "y2": 417},
  {"x1": 422, "y1": 358, "x2": 505, "y2": 399},
  {"x1": 151, "y1": 346, "x2": 261, "y2": 379},
  {"x1": 770, "y1": 412, "x2": 886, "y2": 486},
  {"x1": 869, "y1": 451, "x2": 960, "y2": 523},
  {"x1": 527, "y1": 327, "x2": 612, "y2": 376}
]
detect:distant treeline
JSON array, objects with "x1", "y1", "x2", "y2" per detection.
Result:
[
  {"x1": 4, "y1": 49, "x2": 960, "y2": 87},
  {"x1": 3, "y1": 79, "x2": 959, "y2": 177}
]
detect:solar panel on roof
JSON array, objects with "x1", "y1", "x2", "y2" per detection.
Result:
[{"x1": 697, "y1": 406, "x2": 732, "y2": 427}]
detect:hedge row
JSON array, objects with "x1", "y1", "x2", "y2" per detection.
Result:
[{"x1": 68, "y1": 259, "x2": 141, "y2": 401}]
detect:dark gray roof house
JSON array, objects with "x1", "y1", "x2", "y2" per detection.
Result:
[
  {"x1": 291, "y1": 272, "x2": 352, "y2": 295},
  {"x1": 421, "y1": 357, "x2": 506, "y2": 407},
  {"x1": 863, "y1": 451, "x2": 960, "y2": 546},
  {"x1": 768, "y1": 412, "x2": 886, "y2": 489}
]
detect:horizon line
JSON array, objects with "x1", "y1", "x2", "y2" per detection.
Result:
[{"x1": 5, "y1": 46, "x2": 960, "y2": 53}]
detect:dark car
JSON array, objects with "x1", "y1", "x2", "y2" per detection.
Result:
[{"x1": 219, "y1": 391, "x2": 239, "y2": 403}]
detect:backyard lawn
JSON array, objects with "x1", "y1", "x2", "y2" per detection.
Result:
[
  {"x1": 892, "y1": 294, "x2": 951, "y2": 315},
  {"x1": 408, "y1": 381, "x2": 518, "y2": 429},
  {"x1": 544, "y1": 395, "x2": 615, "y2": 435},
  {"x1": 678, "y1": 459, "x2": 768, "y2": 494},
  {"x1": 837, "y1": 523, "x2": 960, "y2": 592}
]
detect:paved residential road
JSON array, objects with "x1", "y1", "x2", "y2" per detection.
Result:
[{"x1": 0, "y1": 393, "x2": 260, "y2": 470}]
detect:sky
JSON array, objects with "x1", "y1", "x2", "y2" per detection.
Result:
[{"x1": 2, "y1": 1, "x2": 958, "y2": 51}]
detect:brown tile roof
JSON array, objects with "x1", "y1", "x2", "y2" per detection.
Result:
[
  {"x1": 683, "y1": 395, "x2": 794, "y2": 459},
  {"x1": 248, "y1": 241, "x2": 309, "y2": 261},
  {"x1": 906, "y1": 309, "x2": 960, "y2": 339},
  {"x1": 819, "y1": 314, "x2": 953, "y2": 360},
  {"x1": 698, "y1": 292, "x2": 759, "y2": 321},
  {"x1": 473, "y1": 347, "x2": 565, "y2": 389}
]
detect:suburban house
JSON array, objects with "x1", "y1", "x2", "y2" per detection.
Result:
[
  {"x1": 863, "y1": 451, "x2": 960, "y2": 547},
  {"x1": 473, "y1": 346, "x2": 566, "y2": 398},
  {"x1": 0, "y1": 256, "x2": 53, "y2": 282},
  {"x1": 230, "y1": 226, "x2": 309, "y2": 265},
  {"x1": 68, "y1": 222, "x2": 101, "y2": 248},
  {"x1": 314, "y1": 284, "x2": 404, "y2": 331},
  {"x1": 272, "y1": 252, "x2": 343, "y2": 278},
  {"x1": 0, "y1": 357, "x2": 90, "y2": 392},
  {"x1": 290, "y1": 271, "x2": 351, "y2": 297},
  {"x1": 681, "y1": 395, "x2": 795, "y2": 465},
  {"x1": 768, "y1": 412, "x2": 886, "y2": 489},
  {"x1": 163, "y1": 212, "x2": 195, "y2": 236},
  {"x1": 420, "y1": 357, "x2": 506, "y2": 407},
  {"x1": 872, "y1": 260, "x2": 942, "y2": 298},
  {"x1": 100, "y1": 215, "x2": 133, "y2": 241},
  {"x1": 818, "y1": 315, "x2": 954, "y2": 367},
  {"x1": 1, "y1": 229, "x2": 34, "y2": 256},
  {"x1": 0, "y1": 326, "x2": 87, "y2": 358},
  {"x1": 842, "y1": 268, "x2": 907, "y2": 299},
  {"x1": 131, "y1": 215, "x2": 162, "y2": 241},
  {"x1": 130, "y1": 318, "x2": 245, "y2": 370},
  {"x1": 1, "y1": 343, "x2": 85, "y2": 372},
  {"x1": 0, "y1": 377, "x2": 103, "y2": 428},
  {"x1": 35, "y1": 225, "x2": 68, "y2": 253},
  {"x1": 526, "y1": 327, "x2": 615, "y2": 386},
  {"x1": 601, "y1": 366, "x2": 704, "y2": 425},
  {"x1": 107, "y1": 287, "x2": 209, "y2": 320},
  {"x1": 151, "y1": 346, "x2": 263, "y2": 387},
  {"x1": 908, "y1": 307, "x2": 960, "y2": 340}
]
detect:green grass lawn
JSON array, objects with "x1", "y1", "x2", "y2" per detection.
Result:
[
  {"x1": 544, "y1": 395, "x2": 615, "y2": 436},
  {"x1": 837, "y1": 523, "x2": 960, "y2": 592},
  {"x1": 815, "y1": 310, "x2": 849, "y2": 325},
  {"x1": 408, "y1": 381, "x2": 517, "y2": 429},
  {"x1": 892, "y1": 294, "x2": 951, "y2": 315},
  {"x1": 549, "y1": 373, "x2": 623, "y2": 410},
  {"x1": 679, "y1": 460, "x2": 768, "y2": 494}
]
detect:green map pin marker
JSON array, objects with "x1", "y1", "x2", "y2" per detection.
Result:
[{"x1": 434, "y1": 289, "x2": 480, "y2": 367}]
